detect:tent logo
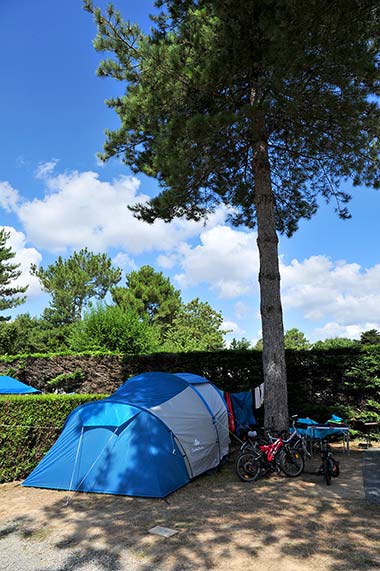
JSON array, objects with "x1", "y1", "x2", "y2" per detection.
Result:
[{"x1": 191, "y1": 439, "x2": 205, "y2": 453}]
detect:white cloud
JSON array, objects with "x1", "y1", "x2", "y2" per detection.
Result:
[
  {"x1": 157, "y1": 242, "x2": 191, "y2": 270},
  {"x1": 34, "y1": 159, "x2": 59, "y2": 179},
  {"x1": 112, "y1": 252, "x2": 137, "y2": 272},
  {"x1": 1, "y1": 226, "x2": 43, "y2": 298},
  {"x1": 9, "y1": 170, "x2": 225, "y2": 255},
  {"x1": 281, "y1": 255, "x2": 380, "y2": 326},
  {"x1": 234, "y1": 301, "x2": 251, "y2": 319},
  {"x1": 157, "y1": 253, "x2": 179, "y2": 269},
  {"x1": 2, "y1": 166, "x2": 380, "y2": 341},
  {"x1": 0, "y1": 181, "x2": 20, "y2": 212},
  {"x1": 174, "y1": 225, "x2": 259, "y2": 298},
  {"x1": 222, "y1": 320, "x2": 242, "y2": 334},
  {"x1": 311, "y1": 322, "x2": 380, "y2": 341}
]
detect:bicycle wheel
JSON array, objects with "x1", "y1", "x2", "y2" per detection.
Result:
[
  {"x1": 236, "y1": 452, "x2": 261, "y2": 482},
  {"x1": 293, "y1": 437, "x2": 312, "y2": 459},
  {"x1": 323, "y1": 458, "x2": 332, "y2": 485},
  {"x1": 279, "y1": 448, "x2": 304, "y2": 477},
  {"x1": 331, "y1": 458, "x2": 340, "y2": 478}
]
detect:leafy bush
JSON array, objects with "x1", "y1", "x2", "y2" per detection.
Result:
[
  {"x1": 0, "y1": 314, "x2": 72, "y2": 355},
  {"x1": 68, "y1": 304, "x2": 160, "y2": 354},
  {"x1": 0, "y1": 393, "x2": 106, "y2": 482},
  {"x1": 163, "y1": 298, "x2": 227, "y2": 351}
]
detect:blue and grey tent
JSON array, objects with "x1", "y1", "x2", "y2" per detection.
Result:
[
  {"x1": 23, "y1": 372, "x2": 229, "y2": 498},
  {"x1": 0, "y1": 375, "x2": 40, "y2": 394}
]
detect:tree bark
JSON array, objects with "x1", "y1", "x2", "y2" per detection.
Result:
[{"x1": 253, "y1": 112, "x2": 288, "y2": 432}]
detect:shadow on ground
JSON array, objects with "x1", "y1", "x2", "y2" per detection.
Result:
[{"x1": 0, "y1": 448, "x2": 379, "y2": 571}]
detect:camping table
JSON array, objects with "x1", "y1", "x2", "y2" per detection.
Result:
[
  {"x1": 362, "y1": 422, "x2": 380, "y2": 448},
  {"x1": 307, "y1": 425, "x2": 350, "y2": 455}
]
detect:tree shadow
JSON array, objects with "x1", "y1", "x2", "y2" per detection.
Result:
[{"x1": 1, "y1": 449, "x2": 380, "y2": 571}]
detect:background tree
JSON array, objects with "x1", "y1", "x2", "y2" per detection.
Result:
[
  {"x1": 69, "y1": 303, "x2": 160, "y2": 354},
  {"x1": 31, "y1": 248, "x2": 122, "y2": 325},
  {"x1": 359, "y1": 329, "x2": 380, "y2": 345},
  {"x1": 229, "y1": 337, "x2": 252, "y2": 351},
  {"x1": 254, "y1": 338, "x2": 264, "y2": 351},
  {"x1": 255, "y1": 328, "x2": 310, "y2": 350},
  {"x1": 312, "y1": 337, "x2": 357, "y2": 350},
  {"x1": 163, "y1": 298, "x2": 228, "y2": 352},
  {"x1": 283, "y1": 328, "x2": 310, "y2": 350},
  {"x1": 86, "y1": 0, "x2": 380, "y2": 429},
  {"x1": 111, "y1": 265, "x2": 181, "y2": 333},
  {"x1": 0, "y1": 228, "x2": 28, "y2": 321},
  {"x1": 0, "y1": 314, "x2": 72, "y2": 355}
]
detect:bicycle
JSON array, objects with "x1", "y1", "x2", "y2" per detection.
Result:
[
  {"x1": 236, "y1": 418, "x2": 305, "y2": 482},
  {"x1": 239, "y1": 415, "x2": 311, "y2": 459},
  {"x1": 317, "y1": 438, "x2": 340, "y2": 485}
]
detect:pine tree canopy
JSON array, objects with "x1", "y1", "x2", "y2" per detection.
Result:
[
  {"x1": 0, "y1": 228, "x2": 28, "y2": 320},
  {"x1": 31, "y1": 248, "x2": 122, "y2": 325},
  {"x1": 86, "y1": 0, "x2": 380, "y2": 430},
  {"x1": 86, "y1": 0, "x2": 380, "y2": 236}
]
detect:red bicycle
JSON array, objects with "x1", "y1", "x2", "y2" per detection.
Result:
[{"x1": 236, "y1": 422, "x2": 305, "y2": 482}]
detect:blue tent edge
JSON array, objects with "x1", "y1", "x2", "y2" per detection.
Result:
[
  {"x1": 0, "y1": 375, "x2": 40, "y2": 394},
  {"x1": 22, "y1": 479, "x2": 189, "y2": 498}
]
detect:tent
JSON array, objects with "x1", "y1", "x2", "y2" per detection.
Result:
[
  {"x1": 23, "y1": 372, "x2": 229, "y2": 498},
  {"x1": 0, "y1": 375, "x2": 40, "y2": 394}
]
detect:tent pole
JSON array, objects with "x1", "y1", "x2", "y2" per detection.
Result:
[
  {"x1": 65, "y1": 426, "x2": 84, "y2": 506},
  {"x1": 64, "y1": 426, "x2": 119, "y2": 506}
]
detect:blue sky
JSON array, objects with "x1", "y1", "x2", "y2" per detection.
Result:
[{"x1": 1, "y1": 0, "x2": 380, "y2": 344}]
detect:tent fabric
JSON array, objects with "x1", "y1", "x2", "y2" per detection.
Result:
[
  {"x1": 0, "y1": 375, "x2": 40, "y2": 394},
  {"x1": 23, "y1": 371, "x2": 229, "y2": 498},
  {"x1": 231, "y1": 391, "x2": 256, "y2": 435}
]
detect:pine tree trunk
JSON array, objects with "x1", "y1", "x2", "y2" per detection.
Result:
[{"x1": 253, "y1": 117, "x2": 288, "y2": 432}]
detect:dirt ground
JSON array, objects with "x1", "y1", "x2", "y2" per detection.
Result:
[{"x1": 0, "y1": 444, "x2": 379, "y2": 571}]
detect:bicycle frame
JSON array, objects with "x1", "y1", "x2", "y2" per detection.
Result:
[
  {"x1": 235, "y1": 417, "x2": 305, "y2": 481},
  {"x1": 241, "y1": 418, "x2": 303, "y2": 458},
  {"x1": 259, "y1": 429, "x2": 298, "y2": 462}
]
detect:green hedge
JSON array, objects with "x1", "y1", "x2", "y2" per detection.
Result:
[
  {"x1": 1, "y1": 345, "x2": 380, "y2": 483},
  {"x1": 118, "y1": 347, "x2": 380, "y2": 424},
  {"x1": 0, "y1": 350, "x2": 119, "y2": 363},
  {"x1": 127, "y1": 347, "x2": 380, "y2": 427},
  {"x1": 0, "y1": 393, "x2": 107, "y2": 483}
]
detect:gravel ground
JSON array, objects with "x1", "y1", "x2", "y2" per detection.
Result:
[
  {"x1": 0, "y1": 445, "x2": 379, "y2": 571},
  {"x1": 0, "y1": 534, "x2": 152, "y2": 571}
]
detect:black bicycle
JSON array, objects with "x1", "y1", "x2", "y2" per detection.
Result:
[
  {"x1": 236, "y1": 418, "x2": 305, "y2": 482},
  {"x1": 318, "y1": 439, "x2": 340, "y2": 485},
  {"x1": 240, "y1": 415, "x2": 311, "y2": 460}
]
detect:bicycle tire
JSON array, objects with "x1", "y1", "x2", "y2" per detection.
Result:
[
  {"x1": 236, "y1": 452, "x2": 261, "y2": 482},
  {"x1": 278, "y1": 448, "x2": 304, "y2": 477},
  {"x1": 331, "y1": 459, "x2": 340, "y2": 478},
  {"x1": 293, "y1": 437, "x2": 312, "y2": 459},
  {"x1": 323, "y1": 458, "x2": 332, "y2": 485}
]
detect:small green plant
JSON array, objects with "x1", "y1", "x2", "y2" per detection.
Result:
[
  {"x1": 3, "y1": 367, "x2": 18, "y2": 378},
  {"x1": 47, "y1": 370, "x2": 85, "y2": 391}
]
